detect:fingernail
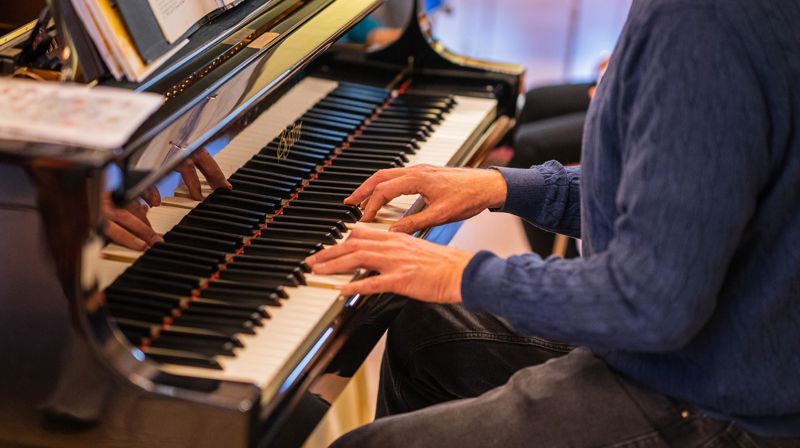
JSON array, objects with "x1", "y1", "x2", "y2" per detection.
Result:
[
  {"x1": 225, "y1": 181, "x2": 233, "y2": 189},
  {"x1": 305, "y1": 255, "x2": 315, "y2": 265},
  {"x1": 150, "y1": 235, "x2": 165, "y2": 245},
  {"x1": 343, "y1": 196, "x2": 353, "y2": 204}
]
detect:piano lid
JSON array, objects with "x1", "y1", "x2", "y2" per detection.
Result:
[{"x1": 0, "y1": 0, "x2": 379, "y2": 190}]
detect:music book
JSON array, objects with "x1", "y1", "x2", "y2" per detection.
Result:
[{"x1": 0, "y1": 79, "x2": 162, "y2": 150}]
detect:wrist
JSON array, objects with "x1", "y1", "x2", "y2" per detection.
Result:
[{"x1": 483, "y1": 168, "x2": 508, "y2": 209}]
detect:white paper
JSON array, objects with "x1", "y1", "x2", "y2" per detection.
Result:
[
  {"x1": 0, "y1": 79, "x2": 163, "y2": 150},
  {"x1": 147, "y1": 0, "x2": 219, "y2": 43}
]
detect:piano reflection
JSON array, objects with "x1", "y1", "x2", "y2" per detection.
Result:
[{"x1": 0, "y1": 1, "x2": 523, "y2": 446}]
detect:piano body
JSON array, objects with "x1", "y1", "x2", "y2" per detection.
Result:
[{"x1": 0, "y1": 1, "x2": 523, "y2": 446}]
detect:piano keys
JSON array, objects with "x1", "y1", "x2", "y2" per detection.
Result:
[
  {"x1": 0, "y1": 0, "x2": 522, "y2": 446},
  {"x1": 97, "y1": 76, "x2": 497, "y2": 388}
]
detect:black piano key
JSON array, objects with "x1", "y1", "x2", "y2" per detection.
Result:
[
  {"x1": 328, "y1": 90, "x2": 388, "y2": 105},
  {"x1": 217, "y1": 268, "x2": 300, "y2": 286},
  {"x1": 164, "y1": 231, "x2": 242, "y2": 252},
  {"x1": 247, "y1": 238, "x2": 324, "y2": 252},
  {"x1": 298, "y1": 124, "x2": 352, "y2": 139},
  {"x1": 320, "y1": 96, "x2": 381, "y2": 111},
  {"x1": 280, "y1": 205, "x2": 357, "y2": 222},
  {"x1": 115, "y1": 318, "x2": 243, "y2": 345},
  {"x1": 234, "y1": 254, "x2": 312, "y2": 272},
  {"x1": 140, "y1": 347, "x2": 223, "y2": 370},
  {"x1": 149, "y1": 242, "x2": 230, "y2": 264},
  {"x1": 128, "y1": 264, "x2": 214, "y2": 284},
  {"x1": 264, "y1": 220, "x2": 343, "y2": 238},
  {"x1": 149, "y1": 338, "x2": 236, "y2": 359},
  {"x1": 298, "y1": 132, "x2": 347, "y2": 146},
  {"x1": 188, "y1": 208, "x2": 262, "y2": 228},
  {"x1": 110, "y1": 274, "x2": 197, "y2": 296},
  {"x1": 170, "y1": 224, "x2": 246, "y2": 244},
  {"x1": 300, "y1": 117, "x2": 360, "y2": 133},
  {"x1": 341, "y1": 148, "x2": 410, "y2": 162},
  {"x1": 195, "y1": 202, "x2": 271, "y2": 222},
  {"x1": 242, "y1": 242, "x2": 320, "y2": 259},
  {"x1": 306, "y1": 106, "x2": 370, "y2": 123},
  {"x1": 303, "y1": 110, "x2": 364, "y2": 127},
  {"x1": 361, "y1": 124, "x2": 429, "y2": 139},
  {"x1": 140, "y1": 248, "x2": 221, "y2": 269},
  {"x1": 201, "y1": 284, "x2": 285, "y2": 304},
  {"x1": 287, "y1": 200, "x2": 362, "y2": 219},
  {"x1": 172, "y1": 314, "x2": 256, "y2": 335},
  {"x1": 295, "y1": 190, "x2": 351, "y2": 203},
  {"x1": 180, "y1": 215, "x2": 257, "y2": 235},
  {"x1": 314, "y1": 171, "x2": 373, "y2": 183},
  {"x1": 255, "y1": 227, "x2": 338, "y2": 244},
  {"x1": 328, "y1": 157, "x2": 399, "y2": 170},
  {"x1": 203, "y1": 192, "x2": 280, "y2": 214},
  {"x1": 267, "y1": 139, "x2": 336, "y2": 154},
  {"x1": 305, "y1": 179, "x2": 364, "y2": 190},
  {"x1": 350, "y1": 135, "x2": 420, "y2": 149},
  {"x1": 228, "y1": 178, "x2": 296, "y2": 197},
  {"x1": 108, "y1": 302, "x2": 172, "y2": 324},
  {"x1": 259, "y1": 147, "x2": 330, "y2": 164},
  {"x1": 313, "y1": 102, "x2": 375, "y2": 117},
  {"x1": 251, "y1": 154, "x2": 320, "y2": 171},
  {"x1": 225, "y1": 262, "x2": 305, "y2": 284},
  {"x1": 378, "y1": 110, "x2": 442, "y2": 123},
  {"x1": 241, "y1": 159, "x2": 312, "y2": 179},
  {"x1": 108, "y1": 287, "x2": 269, "y2": 316},
  {"x1": 369, "y1": 116, "x2": 435, "y2": 131},
  {"x1": 299, "y1": 184, "x2": 355, "y2": 196},
  {"x1": 322, "y1": 165, "x2": 384, "y2": 176},
  {"x1": 347, "y1": 139, "x2": 416, "y2": 153}
]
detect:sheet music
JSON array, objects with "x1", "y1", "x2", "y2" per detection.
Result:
[
  {"x1": 0, "y1": 79, "x2": 162, "y2": 150},
  {"x1": 148, "y1": 0, "x2": 220, "y2": 43}
]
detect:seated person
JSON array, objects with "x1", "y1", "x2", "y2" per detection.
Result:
[{"x1": 302, "y1": 1, "x2": 800, "y2": 446}]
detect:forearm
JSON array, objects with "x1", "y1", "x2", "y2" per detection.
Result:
[{"x1": 494, "y1": 162, "x2": 581, "y2": 238}]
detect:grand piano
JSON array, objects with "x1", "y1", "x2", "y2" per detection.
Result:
[{"x1": 0, "y1": 1, "x2": 523, "y2": 446}]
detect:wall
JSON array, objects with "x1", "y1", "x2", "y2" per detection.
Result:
[{"x1": 430, "y1": 0, "x2": 632, "y2": 87}]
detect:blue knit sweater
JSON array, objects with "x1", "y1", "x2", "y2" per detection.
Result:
[{"x1": 461, "y1": 0, "x2": 800, "y2": 437}]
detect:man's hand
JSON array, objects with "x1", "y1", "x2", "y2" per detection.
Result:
[
  {"x1": 177, "y1": 148, "x2": 232, "y2": 201},
  {"x1": 305, "y1": 227, "x2": 473, "y2": 303},
  {"x1": 346, "y1": 165, "x2": 508, "y2": 234},
  {"x1": 102, "y1": 195, "x2": 163, "y2": 251}
]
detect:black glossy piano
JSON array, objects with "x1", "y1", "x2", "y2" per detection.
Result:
[{"x1": 0, "y1": 1, "x2": 523, "y2": 446}]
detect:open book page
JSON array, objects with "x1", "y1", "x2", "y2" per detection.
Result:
[
  {"x1": 77, "y1": 0, "x2": 188, "y2": 82},
  {"x1": 0, "y1": 79, "x2": 162, "y2": 150},
  {"x1": 147, "y1": 0, "x2": 220, "y2": 43},
  {"x1": 70, "y1": 0, "x2": 123, "y2": 80}
]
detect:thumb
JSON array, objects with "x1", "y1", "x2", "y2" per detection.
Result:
[{"x1": 389, "y1": 208, "x2": 440, "y2": 234}]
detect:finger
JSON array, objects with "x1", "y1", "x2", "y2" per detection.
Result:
[
  {"x1": 311, "y1": 251, "x2": 388, "y2": 275},
  {"x1": 109, "y1": 209, "x2": 163, "y2": 246},
  {"x1": 193, "y1": 149, "x2": 231, "y2": 190},
  {"x1": 127, "y1": 201, "x2": 151, "y2": 227},
  {"x1": 344, "y1": 168, "x2": 410, "y2": 205},
  {"x1": 389, "y1": 207, "x2": 442, "y2": 234},
  {"x1": 348, "y1": 226, "x2": 402, "y2": 241},
  {"x1": 177, "y1": 159, "x2": 203, "y2": 201},
  {"x1": 361, "y1": 176, "x2": 421, "y2": 222},
  {"x1": 305, "y1": 238, "x2": 388, "y2": 266},
  {"x1": 104, "y1": 220, "x2": 148, "y2": 251},
  {"x1": 141, "y1": 186, "x2": 161, "y2": 207},
  {"x1": 341, "y1": 274, "x2": 402, "y2": 296}
]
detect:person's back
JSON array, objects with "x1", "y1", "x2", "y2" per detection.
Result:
[{"x1": 581, "y1": 0, "x2": 800, "y2": 434}]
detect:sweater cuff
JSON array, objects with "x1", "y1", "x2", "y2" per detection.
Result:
[
  {"x1": 461, "y1": 250, "x2": 509, "y2": 316},
  {"x1": 491, "y1": 166, "x2": 548, "y2": 217}
]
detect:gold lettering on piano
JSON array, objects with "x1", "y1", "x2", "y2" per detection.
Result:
[{"x1": 277, "y1": 121, "x2": 302, "y2": 161}]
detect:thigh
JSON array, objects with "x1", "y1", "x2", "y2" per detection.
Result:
[
  {"x1": 338, "y1": 348, "x2": 681, "y2": 448},
  {"x1": 377, "y1": 301, "x2": 574, "y2": 416},
  {"x1": 510, "y1": 111, "x2": 586, "y2": 168},
  {"x1": 519, "y1": 83, "x2": 593, "y2": 124}
]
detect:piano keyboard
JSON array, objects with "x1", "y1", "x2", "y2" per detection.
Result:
[{"x1": 97, "y1": 76, "x2": 497, "y2": 388}]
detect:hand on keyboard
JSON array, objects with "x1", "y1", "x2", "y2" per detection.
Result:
[
  {"x1": 305, "y1": 227, "x2": 473, "y2": 303},
  {"x1": 176, "y1": 148, "x2": 233, "y2": 200},
  {"x1": 345, "y1": 165, "x2": 508, "y2": 234},
  {"x1": 101, "y1": 194, "x2": 164, "y2": 251}
]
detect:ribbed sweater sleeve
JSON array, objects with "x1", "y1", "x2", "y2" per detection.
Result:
[{"x1": 462, "y1": 4, "x2": 768, "y2": 352}]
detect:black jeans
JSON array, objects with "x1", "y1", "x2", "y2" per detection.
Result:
[{"x1": 333, "y1": 302, "x2": 800, "y2": 448}]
